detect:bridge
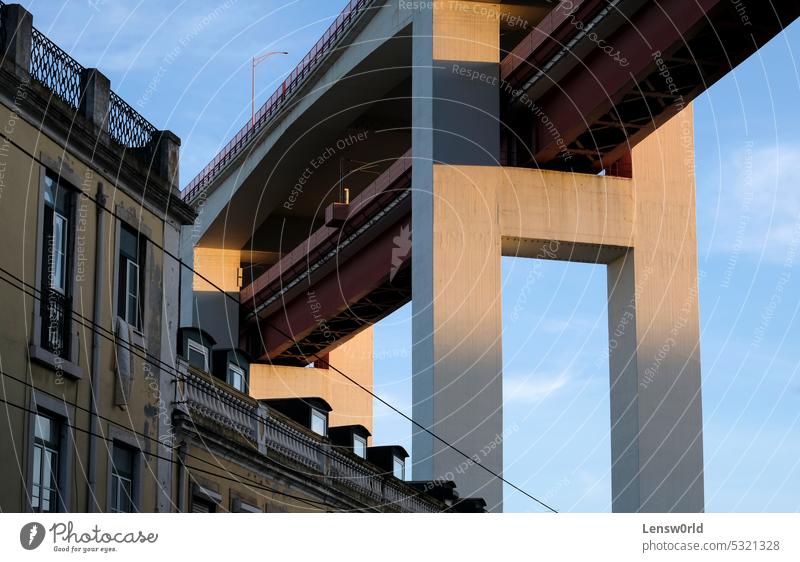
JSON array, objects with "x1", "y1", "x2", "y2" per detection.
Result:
[{"x1": 180, "y1": 0, "x2": 800, "y2": 512}]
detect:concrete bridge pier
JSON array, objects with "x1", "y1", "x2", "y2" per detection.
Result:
[{"x1": 410, "y1": 1, "x2": 703, "y2": 513}]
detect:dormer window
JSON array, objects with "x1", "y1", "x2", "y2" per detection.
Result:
[
  {"x1": 187, "y1": 339, "x2": 209, "y2": 372},
  {"x1": 353, "y1": 434, "x2": 367, "y2": 458},
  {"x1": 228, "y1": 363, "x2": 246, "y2": 392},
  {"x1": 393, "y1": 456, "x2": 405, "y2": 480},
  {"x1": 310, "y1": 408, "x2": 327, "y2": 436}
]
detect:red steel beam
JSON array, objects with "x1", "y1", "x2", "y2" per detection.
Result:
[
  {"x1": 248, "y1": 215, "x2": 411, "y2": 361},
  {"x1": 241, "y1": 152, "x2": 412, "y2": 313},
  {"x1": 529, "y1": 0, "x2": 722, "y2": 164}
]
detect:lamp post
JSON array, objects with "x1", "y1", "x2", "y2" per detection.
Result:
[{"x1": 252, "y1": 51, "x2": 288, "y2": 126}]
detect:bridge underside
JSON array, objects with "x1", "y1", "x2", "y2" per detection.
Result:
[
  {"x1": 501, "y1": 0, "x2": 800, "y2": 172},
  {"x1": 185, "y1": 0, "x2": 800, "y2": 513},
  {"x1": 234, "y1": 0, "x2": 800, "y2": 366}
]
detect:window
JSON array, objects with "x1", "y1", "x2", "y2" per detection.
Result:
[
  {"x1": 191, "y1": 497, "x2": 216, "y2": 513},
  {"x1": 310, "y1": 408, "x2": 327, "y2": 436},
  {"x1": 31, "y1": 413, "x2": 61, "y2": 512},
  {"x1": 353, "y1": 435, "x2": 367, "y2": 459},
  {"x1": 228, "y1": 363, "x2": 246, "y2": 392},
  {"x1": 40, "y1": 175, "x2": 74, "y2": 358},
  {"x1": 110, "y1": 444, "x2": 135, "y2": 513},
  {"x1": 187, "y1": 339, "x2": 209, "y2": 372},
  {"x1": 118, "y1": 224, "x2": 144, "y2": 329},
  {"x1": 191, "y1": 485, "x2": 221, "y2": 513},
  {"x1": 231, "y1": 498, "x2": 262, "y2": 513},
  {"x1": 393, "y1": 456, "x2": 405, "y2": 480}
]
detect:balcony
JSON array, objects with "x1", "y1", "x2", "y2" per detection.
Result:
[
  {"x1": 174, "y1": 364, "x2": 441, "y2": 513},
  {"x1": 41, "y1": 288, "x2": 70, "y2": 359}
]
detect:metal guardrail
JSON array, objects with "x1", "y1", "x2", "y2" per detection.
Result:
[
  {"x1": 177, "y1": 367, "x2": 441, "y2": 512},
  {"x1": 180, "y1": 0, "x2": 373, "y2": 203}
]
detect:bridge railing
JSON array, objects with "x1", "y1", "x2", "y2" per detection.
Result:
[{"x1": 180, "y1": 0, "x2": 373, "y2": 203}]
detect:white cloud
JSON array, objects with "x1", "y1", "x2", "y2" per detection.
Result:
[
  {"x1": 704, "y1": 143, "x2": 800, "y2": 262},
  {"x1": 504, "y1": 371, "x2": 571, "y2": 403}
]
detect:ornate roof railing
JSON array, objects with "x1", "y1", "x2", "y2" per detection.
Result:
[
  {"x1": 25, "y1": 18, "x2": 158, "y2": 155},
  {"x1": 30, "y1": 27, "x2": 83, "y2": 109},
  {"x1": 108, "y1": 90, "x2": 157, "y2": 149},
  {"x1": 180, "y1": 0, "x2": 373, "y2": 203},
  {"x1": 175, "y1": 364, "x2": 441, "y2": 513}
]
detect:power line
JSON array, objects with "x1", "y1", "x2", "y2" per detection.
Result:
[
  {"x1": 0, "y1": 363, "x2": 436, "y2": 513},
  {"x1": 0, "y1": 395, "x2": 336, "y2": 512},
  {"x1": 0, "y1": 129, "x2": 558, "y2": 513},
  {"x1": 0, "y1": 271, "x2": 439, "y2": 510},
  {"x1": 0, "y1": 268, "x2": 421, "y2": 487}
]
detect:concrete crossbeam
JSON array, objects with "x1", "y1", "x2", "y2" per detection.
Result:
[{"x1": 414, "y1": 95, "x2": 702, "y2": 511}]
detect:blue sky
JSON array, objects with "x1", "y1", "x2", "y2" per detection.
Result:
[{"x1": 21, "y1": 0, "x2": 800, "y2": 512}]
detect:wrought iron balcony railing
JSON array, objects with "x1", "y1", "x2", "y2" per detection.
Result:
[
  {"x1": 41, "y1": 287, "x2": 70, "y2": 359},
  {"x1": 175, "y1": 365, "x2": 441, "y2": 512}
]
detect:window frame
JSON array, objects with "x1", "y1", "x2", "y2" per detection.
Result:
[
  {"x1": 33, "y1": 170, "x2": 79, "y2": 364},
  {"x1": 227, "y1": 362, "x2": 246, "y2": 392},
  {"x1": 353, "y1": 434, "x2": 367, "y2": 459},
  {"x1": 26, "y1": 393, "x2": 74, "y2": 514},
  {"x1": 109, "y1": 443, "x2": 136, "y2": 513},
  {"x1": 116, "y1": 222, "x2": 146, "y2": 332},
  {"x1": 392, "y1": 456, "x2": 405, "y2": 480},
  {"x1": 31, "y1": 413, "x2": 61, "y2": 513},
  {"x1": 310, "y1": 408, "x2": 327, "y2": 437},
  {"x1": 50, "y1": 211, "x2": 69, "y2": 294},
  {"x1": 123, "y1": 259, "x2": 140, "y2": 328},
  {"x1": 187, "y1": 339, "x2": 210, "y2": 372},
  {"x1": 191, "y1": 484, "x2": 222, "y2": 513}
]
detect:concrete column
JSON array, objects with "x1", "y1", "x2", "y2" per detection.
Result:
[
  {"x1": 0, "y1": 4, "x2": 32, "y2": 80},
  {"x1": 79, "y1": 68, "x2": 110, "y2": 131},
  {"x1": 412, "y1": 1, "x2": 503, "y2": 511},
  {"x1": 157, "y1": 219, "x2": 182, "y2": 511},
  {"x1": 154, "y1": 130, "x2": 181, "y2": 194},
  {"x1": 607, "y1": 107, "x2": 704, "y2": 512},
  {"x1": 191, "y1": 247, "x2": 241, "y2": 350}
]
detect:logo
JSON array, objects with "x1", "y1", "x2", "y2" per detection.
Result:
[
  {"x1": 390, "y1": 224, "x2": 412, "y2": 282},
  {"x1": 20, "y1": 522, "x2": 45, "y2": 550}
]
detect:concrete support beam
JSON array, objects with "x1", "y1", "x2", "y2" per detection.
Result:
[
  {"x1": 439, "y1": 165, "x2": 636, "y2": 253},
  {"x1": 432, "y1": 0, "x2": 500, "y2": 63},
  {"x1": 250, "y1": 328, "x2": 375, "y2": 434},
  {"x1": 607, "y1": 107, "x2": 703, "y2": 512},
  {"x1": 412, "y1": 0, "x2": 504, "y2": 511},
  {"x1": 414, "y1": 107, "x2": 702, "y2": 513},
  {"x1": 191, "y1": 247, "x2": 241, "y2": 350}
]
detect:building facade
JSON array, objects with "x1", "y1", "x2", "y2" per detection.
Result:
[{"x1": 0, "y1": 3, "x2": 192, "y2": 513}]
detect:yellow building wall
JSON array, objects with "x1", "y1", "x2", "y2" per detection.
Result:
[{"x1": 0, "y1": 96, "x2": 172, "y2": 513}]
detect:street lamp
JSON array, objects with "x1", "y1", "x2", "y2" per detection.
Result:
[{"x1": 252, "y1": 51, "x2": 288, "y2": 126}]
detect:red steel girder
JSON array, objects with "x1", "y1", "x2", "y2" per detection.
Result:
[
  {"x1": 245, "y1": 214, "x2": 412, "y2": 361},
  {"x1": 515, "y1": 0, "x2": 800, "y2": 167}
]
